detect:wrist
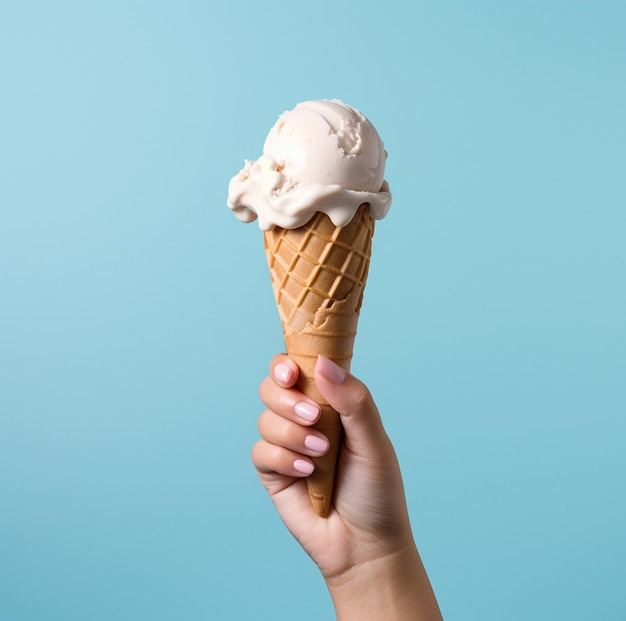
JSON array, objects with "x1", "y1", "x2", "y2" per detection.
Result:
[{"x1": 326, "y1": 544, "x2": 442, "y2": 621}]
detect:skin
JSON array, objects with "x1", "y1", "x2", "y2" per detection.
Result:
[{"x1": 253, "y1": 354, "x2": 443, "y2": 621}]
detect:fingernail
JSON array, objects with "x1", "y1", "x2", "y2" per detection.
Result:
[
  {"x1": 304, "y1": 435, "x2": 329, "y2": 454},
  {"x1": 316, "y1": 356, "x2": 346, "y2": 384},
  {"x1": 274, "y1": 362, "x2": 294, "y2": 384},
  {"x1": 293, "y1": 459, "x2": 314, "y2": 475},
  {"x1": 294, "y1": 401, "x2": 320, "y2": 422}
]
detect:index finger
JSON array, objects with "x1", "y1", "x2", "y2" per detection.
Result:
[{"x1": 269, "y1": 353, "x2": 300, "y2": 388}]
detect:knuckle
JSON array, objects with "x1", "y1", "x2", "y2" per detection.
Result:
[
  {"x1": 351, "y1": 382, "x2": 373, "y2": 411},
  {"x1": 257, "y1": 409, "x2": 272, "y2": 435},
  {"x1": 251, "y1": 440, "x2": 264, "y2": 464},
  {"x1": 258, "y1": 376, "x2": 272, "y2": 402},
  {"x1": 276, "y1": 418, "x2": 294, "y2": 445},
  {"x1": 268, "y1": 443, "x2": 285, "y2": 465}
]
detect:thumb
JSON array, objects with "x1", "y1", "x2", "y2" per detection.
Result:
[{"x1": 314, "y1": 356, "x2": 389, "y2": 457}]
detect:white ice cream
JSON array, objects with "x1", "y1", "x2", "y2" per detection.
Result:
[{"x1": 227, "y1": 100, "x2": 391, "y2": 230}]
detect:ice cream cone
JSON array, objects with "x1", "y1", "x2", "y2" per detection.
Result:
[
  {"x1": 228, "y1": 99, "x2": 391, "y2": 515},
  {"x1": 264, "y1": 203, "x2": 375, "y2": 517}
]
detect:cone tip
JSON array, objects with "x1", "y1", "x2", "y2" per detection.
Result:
[{"x1": 310, "y1": 494, "x2": 332, "y2": 518}]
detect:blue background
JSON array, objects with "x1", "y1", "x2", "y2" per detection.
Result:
[{"x1": 1, "y1": 1, "x2": 624, "y2": 619}]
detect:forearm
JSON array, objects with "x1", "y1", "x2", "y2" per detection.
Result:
[{"x1": 326, "y1": 544, "x2": 443, "y2": 621}]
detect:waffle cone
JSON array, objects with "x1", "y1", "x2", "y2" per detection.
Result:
[{"x1": 264, "y1": 203, "x2": 374, "y2": 517}]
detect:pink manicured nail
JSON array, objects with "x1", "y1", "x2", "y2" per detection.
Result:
[
  {"x1": 316, "y1": 356, "x2": 346, "y2": 384},
  {"x1": 294, "y1": 401, "x2": 320, "y2": 422},
  {"x1": 293, "y1": 459, "x2": 315, "y2": 475},
  {"x1": 304, "y1": 435, "x2": 329, "y2": 454},
  {"x1": 274, "y1": 362, "x2": 293, "y2": 384}
]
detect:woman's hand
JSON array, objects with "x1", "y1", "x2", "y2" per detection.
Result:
[{"x1": 252, "y1": 354, "x2": 442, "y2": 620}]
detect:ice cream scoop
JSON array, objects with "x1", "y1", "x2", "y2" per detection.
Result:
[
  {"x1": 228, "y1": 100, "x2": 391, "y2": 517},
  {"x1": 228, "y1": 99, "x2": 391, "y2": 230}
]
